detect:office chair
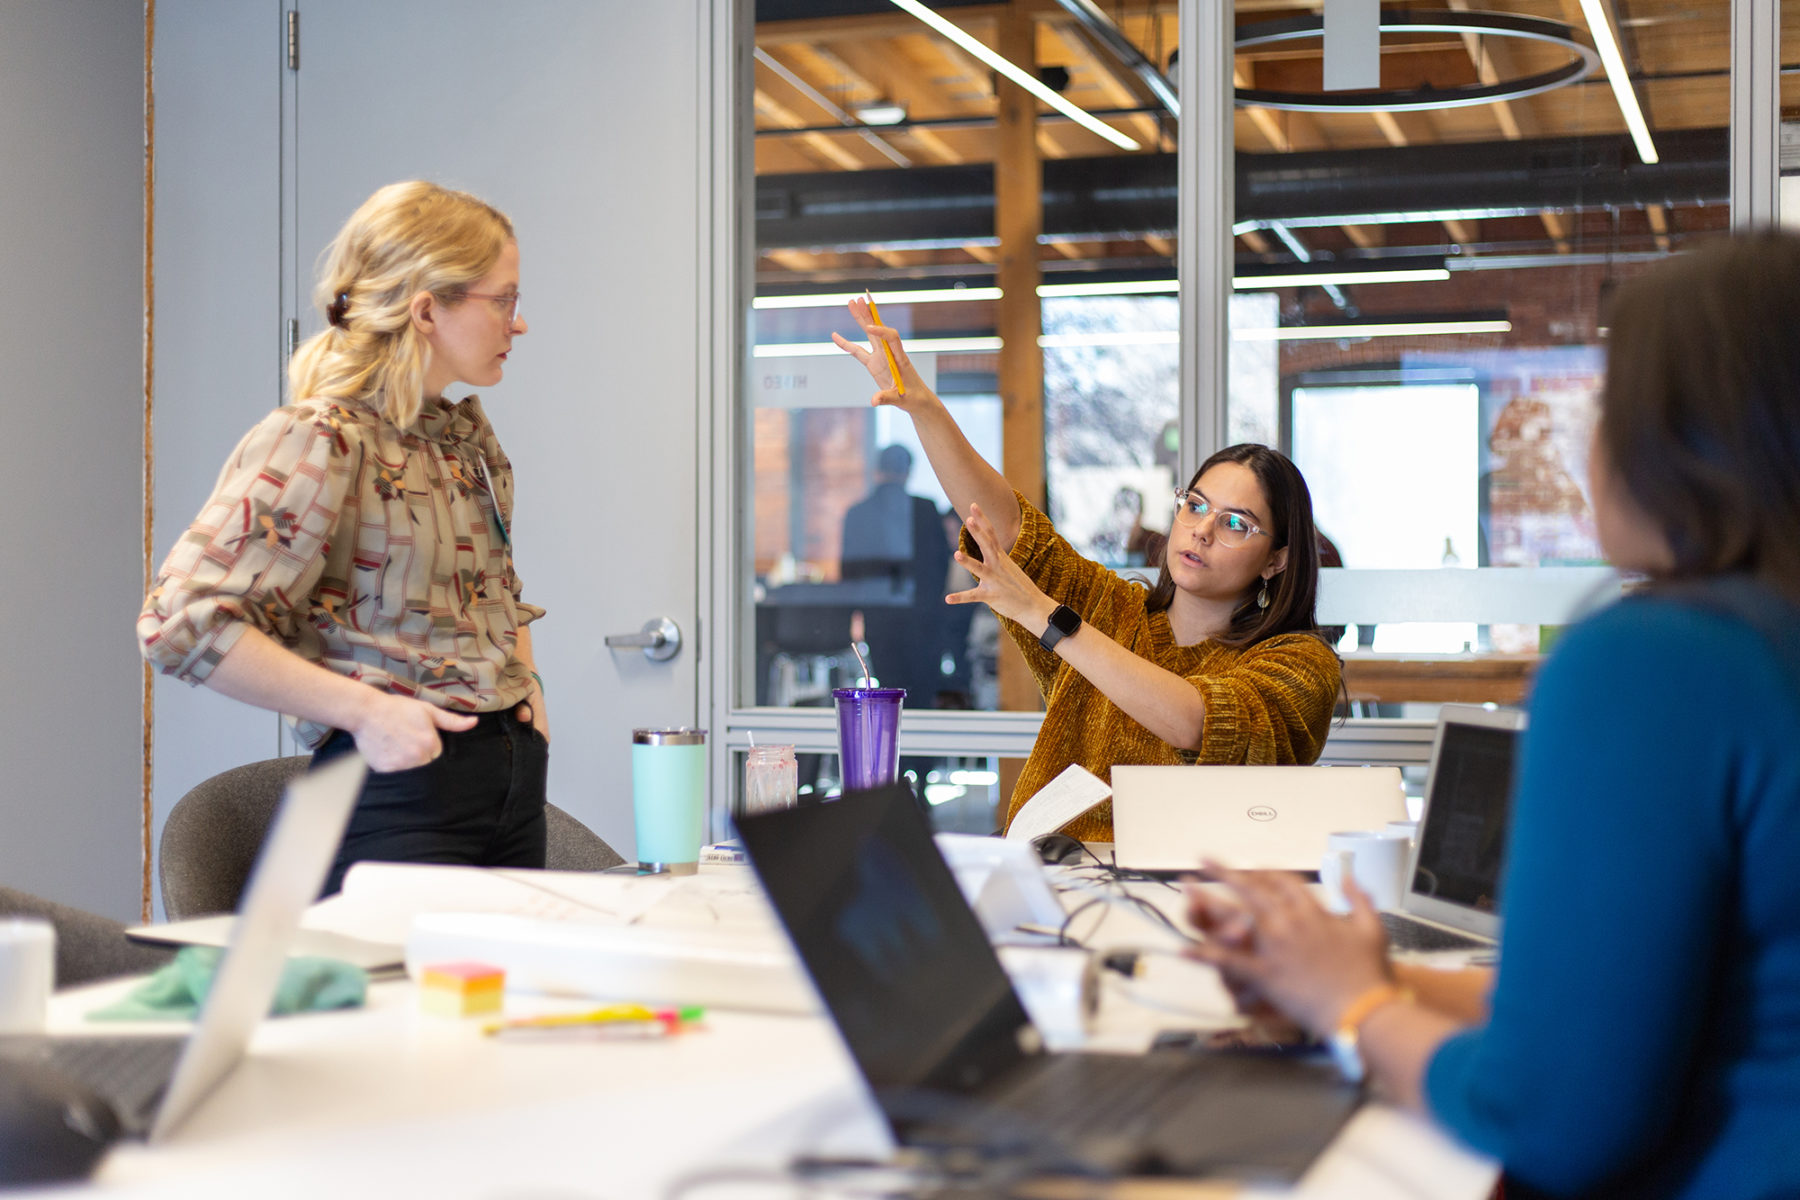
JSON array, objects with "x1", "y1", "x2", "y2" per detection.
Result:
[
  {"x1": 0, "y1": 886, "x2": 173, "y2": 987},
  {"x1": 159, "y1": 756, "x2": 624, "y2": 920}
]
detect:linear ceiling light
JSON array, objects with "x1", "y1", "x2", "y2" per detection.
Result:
[
  {"x1": 1235, "y1": 207, "x2": 1539, "y2": 234},
  {"x1": 1038, "y1": 279, "x2": 1178, "y2": 298},
  {"x1": 753, "y1": 336, "x2": 1004, "y2": 358},
  {"x1": 886, "y1": 0, "x2": 1141, "y2": 152},
  {"x1": 754, "y1": 270, "x2": 1449, "y2": 309},
  {"x1": 1577, "y1": 0, "x2": 1659, "y2": 164},
  {"x1": 753, "y1": 287, "x2": 1003, "y2": 310},
  {"x1": 1234, "y1": 266, "x2": 1451, "y2": 289},
  {"x1": 1234, "y1": 318, "x2": 1512, "y2": 341}
]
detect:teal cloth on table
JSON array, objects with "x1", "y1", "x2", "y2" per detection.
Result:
[{"x1": 86, "y1": 946, "x2": 366, "y2": 1022}]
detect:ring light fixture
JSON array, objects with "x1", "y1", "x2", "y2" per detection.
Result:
[{"x1": 1234, "y1": 10, "x2": 1599, "y2": 113}]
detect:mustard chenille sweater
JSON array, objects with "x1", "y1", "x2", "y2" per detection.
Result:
[{"x1": 992, "y1": 494, "x2": 1341, "y2": 841}]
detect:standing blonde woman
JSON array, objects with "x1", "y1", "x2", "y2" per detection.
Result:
[{"x1": 139, "y1": 181, "x2": 547, "y2": 893}]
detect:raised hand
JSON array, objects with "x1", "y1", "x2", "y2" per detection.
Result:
[
  {"x1": 948, "y1": 502, "x2": 1054, "y2": 631},
  {"x1": 830, "y1": 296, "x2": 932, "y2": 410}
]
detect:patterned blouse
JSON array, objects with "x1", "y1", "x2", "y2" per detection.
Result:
[
  {"x1": 138, "y1": 394, "x2": 545, "y2": 749},
  {"x1": 988, "y1": 493, "x2": 1341, "y2": 841}
]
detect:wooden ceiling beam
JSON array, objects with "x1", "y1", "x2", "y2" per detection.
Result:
[
  {"x1": 757, "y1": 8, "x2": 1003, "y2": 47},
  {"x1": 1539, "y1": 210, "x2": 1573, "y2": 253},
  {"x1": 776, "y1": 42, "x2": 883, "y2": 109},
  {"x1": 1239, "y1": 230, "x2": 1272, "y2": 254},
  {"x1": 1043, "y1": 25, "x2": 1164, "y2": 149},
  {"x1": 763, "y1": 248, "x2": 824, "y2": 273},
  {"x1": 753, "y1": 87, "x2": 868, "y2": 171},
  {"x1": 1142, "y1": 234, "x2": 1175, "y2": 257},
  {"x1": 1647, "y1": 203, "x2": 1671, "y2": 252},
  {"x1": 822, "y1": 37, "x2": 970, "y2": 165},
  {"x1": 1444, "y1": 0, "x2": 1542, "y2": 143}
]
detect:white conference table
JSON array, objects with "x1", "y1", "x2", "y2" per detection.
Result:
[{"x1": 43, "y1": 866, "x2": 1499, "y2": 1200}]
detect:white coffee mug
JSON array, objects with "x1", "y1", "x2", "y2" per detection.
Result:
[
  {"x1": 1385, "y1": 820, "x2": 1420, "y2": 847},
  {"x1": 1319, "y1": 831, "x2": 1409, "y2": 914},
  {"x1": 0, "y1": 918, "x2": 55, "y2": 1034}
]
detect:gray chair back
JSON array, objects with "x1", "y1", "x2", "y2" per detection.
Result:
[
  {"x1": 158, "y1": 756, "x2": 625, "y2": 919},
  {"x1": 0, "y1": 887, "x2": 174, "y2": 988},
  {"x1": 545, "y1": 805, "x2": 627, "y2": 872},
  {"x1": 160, "y1": 756, "x2": 310, "y2": 921}
]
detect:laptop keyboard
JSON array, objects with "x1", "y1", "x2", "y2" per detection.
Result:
[
  {"x1": 0, "y1": 1035, "x2": 184, "y2": 1132},
  {"x1": 1380, "y1": 912, "x2": 1491, "y2": 953},
  {"x1": 991, "y1": 1052, "x2": 1179, "y2": 1140}
]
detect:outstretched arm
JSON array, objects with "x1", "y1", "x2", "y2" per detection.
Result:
[{"x1": 832, "y1": 297, "x2": 1021, "y2": 552}]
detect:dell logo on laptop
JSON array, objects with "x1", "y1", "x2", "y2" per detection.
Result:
[{"x1": 1247, "y1": 805, "x2": 1277, "y2": 822}]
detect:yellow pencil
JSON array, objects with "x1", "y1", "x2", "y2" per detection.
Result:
[{"x1": 863, "y1": 290, "x2": 906, "y2": 397}]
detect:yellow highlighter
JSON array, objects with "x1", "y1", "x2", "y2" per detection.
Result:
[{"x1": 863, "y1": 290, "x2": 905, "y2": 397}]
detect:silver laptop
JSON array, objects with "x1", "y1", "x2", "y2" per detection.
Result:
[
  {"x1": 1380, "y1": 705, "x2": 1525, "y2": 954},
  {"x1": 1111, "y1": 765, "x2": 1407, "y2": 874},
  {"x1": 0, "y1": 752, "x2": 366, "y2": 1141}
]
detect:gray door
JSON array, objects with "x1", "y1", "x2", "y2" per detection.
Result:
[{"x1": 288, "y1": 2, "x2": 708, "y2": 857}]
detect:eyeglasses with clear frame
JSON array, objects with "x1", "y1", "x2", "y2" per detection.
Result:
[
  {"x1": 1170, "y1": 489, "x2": 1271, "y2": 548},
  {"x1": 456, "y1": 290, "x2": 522, "y2": 325}
]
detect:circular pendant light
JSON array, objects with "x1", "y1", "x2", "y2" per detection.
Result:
[{"x1": 1235, "y1": 9, "x2": 1599, "y2": 113}]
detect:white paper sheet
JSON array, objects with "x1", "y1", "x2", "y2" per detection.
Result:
[
  {"x1": 301, "y1": 863, "x2": 673, "y2": 948},
  {"x1": 1002, "y1": 763, "x2": 1112, "y2": 844}
]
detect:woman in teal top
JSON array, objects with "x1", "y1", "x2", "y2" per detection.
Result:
[{"x1": 1188, "y1": 233, "x2": 1800, "y2": 1198}]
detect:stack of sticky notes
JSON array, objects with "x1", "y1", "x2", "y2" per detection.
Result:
[{"x1": 418, "y1": 961, "x2": 505, "y2": 1018}]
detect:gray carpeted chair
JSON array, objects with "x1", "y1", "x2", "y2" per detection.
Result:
[
  {"x1": 159, "y1": 755, "x2": 626, "y2": 920},
  {"x1": 0, "y1": 887, "x2": 174, "y2": 988}
]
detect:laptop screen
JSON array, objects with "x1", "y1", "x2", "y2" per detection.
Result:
[
  {"x1": 737, "y1": 787, "x2": 1031, "y2": 1097},
  {"x1": 1410, "y1": 721, "x2": 1517, "y2": 914}
]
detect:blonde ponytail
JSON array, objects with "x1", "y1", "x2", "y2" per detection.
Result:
[{"x1": 288, "y1": 181, "x2": 513, "y2": 428}]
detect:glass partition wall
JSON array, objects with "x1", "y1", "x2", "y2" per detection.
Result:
[{"x1": 722, "y1": 0, "x2": 1776, "y2": 832}]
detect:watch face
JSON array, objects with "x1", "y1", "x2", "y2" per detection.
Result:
[{"x1": 1050, "y1": 605, "x2": 1080, "y2": 635}]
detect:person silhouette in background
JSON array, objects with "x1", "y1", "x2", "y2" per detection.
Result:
[{"x1": 840, "y1": 445, "x2": 953, "y2": 706}]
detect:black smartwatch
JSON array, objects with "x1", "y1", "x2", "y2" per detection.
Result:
[{"x1": 1039, "y1": 604, "x2": 1081, "y2": 652}]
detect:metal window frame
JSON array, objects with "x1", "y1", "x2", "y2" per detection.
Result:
[
  {"x1": 706, "y1": 0, "x2": 1779, "y2": 817},
  {"x1": 1731, "y1": 0, "x2": 1781, "y2": 230}
]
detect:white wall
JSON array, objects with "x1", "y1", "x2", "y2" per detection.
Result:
[
  {"x1": 147, "y1": 1, "x2": 289, "y2": 920},
  {"x1": 0, "y1": 2, "x2": 148, "y2": 920}
]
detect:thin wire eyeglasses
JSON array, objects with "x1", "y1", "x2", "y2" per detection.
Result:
[
  {"x1": 1170, "y1": 489, "x2": 1271, "y2": 548},
  {"x1": 457, "y1": 290, "x2": 522, "y2": 325}
]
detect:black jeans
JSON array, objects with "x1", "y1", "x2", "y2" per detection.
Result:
[{"x1": 313, "y1": 709, "x2": 548, "y2": 896}]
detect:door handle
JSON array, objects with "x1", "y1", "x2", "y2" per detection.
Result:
[{"x1": 604, "y1": 617, "x2": 682, "y2": 662}]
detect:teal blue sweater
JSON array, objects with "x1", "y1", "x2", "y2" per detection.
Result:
[{"x1": 1425, "y1": 595, "x2": 1800, "y2": 1196}]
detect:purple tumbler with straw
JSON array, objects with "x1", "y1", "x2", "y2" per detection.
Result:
[{"x1": 832, "y1": 687, "x2": 906, "y2": 791}]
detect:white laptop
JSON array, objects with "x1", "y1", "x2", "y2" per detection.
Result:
[
  {"x1": 1111, "y1": 765, "x2": 1407, "y2": 874},
  {"x1": 0, "y1": 752, "x2": 366, "y2": 1141},
  {"x1": 1380, "y1": 705, "x2": 1525, "y2": 954}
]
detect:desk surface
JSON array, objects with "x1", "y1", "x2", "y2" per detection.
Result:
[{"x1": 49, "y1": 868, "x2": 1498, "y2": 1200}]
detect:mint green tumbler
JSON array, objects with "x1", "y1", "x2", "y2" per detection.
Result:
[{"x1": 631, "y1": 728, "x2": 708, "y2": 875}]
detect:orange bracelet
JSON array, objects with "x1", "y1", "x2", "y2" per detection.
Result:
[
  {"x1": 1328, "y1": 982, "x2": 1415, "y2": 1083},
  {"x1": 1335, "y1": 982, "x2": 1412, "y2": 1038}
]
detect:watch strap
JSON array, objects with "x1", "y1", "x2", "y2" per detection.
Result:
[{"x1": 1038, "y1": 604, "x2": 1080, "y2": 652}]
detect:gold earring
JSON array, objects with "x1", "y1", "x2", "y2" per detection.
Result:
[{"x1": 1256, "y1": 580, "x2": 1270, "y2": 610}]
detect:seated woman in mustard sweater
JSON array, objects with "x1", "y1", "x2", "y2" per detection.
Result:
[{"x1": 834, "y1": 300, "x2": 1341, "y2": 841}]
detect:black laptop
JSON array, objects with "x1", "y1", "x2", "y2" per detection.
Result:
[{"x1": 736, "y1": 785, "x2": 1362, "y2": 1182}]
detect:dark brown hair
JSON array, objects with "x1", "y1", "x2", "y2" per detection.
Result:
[
  {"x1": 1145, "y1": 443, "x2": 1325, "y2": 648},
  {"x1": 1600, "y1": 233, "x2": 1800, "y2": 599}
]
